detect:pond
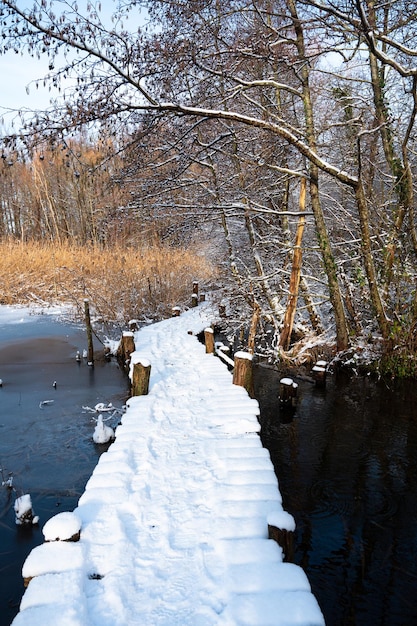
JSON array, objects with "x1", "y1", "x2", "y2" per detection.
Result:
[
  {"x1": 0, "y1": 308, "x2": 130, "y2": 626},
  {"x1": 3, "y1": 310, "x2": 417, "y2": 626},
  {"x1": 255, "y1": 366, "x2": 417, "y2": 626}
]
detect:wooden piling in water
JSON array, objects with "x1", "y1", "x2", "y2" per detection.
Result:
[
  {"x1": 84, "y1": 299, "x2": 94, "y2": 366},
  {"x1": 233, "y1": 351, "x2": 254, "y2": 397},
  {"x1": 191, "y1": 281, "x2": 199, "y2": 308},
  {"x1": 204, "y1": 327, "x2": 215, "y2": 354},
  {"x1": 131, "y1": 358, "x2": 151, "y2": 396},
  {"x1": 117, "y1": 332, "x2": 135, "y2": 369},
  {"x1": 128, "y1": 319, "x2": 139, "y2": 332},
  {"x1": 279, "y1": 377, "x2": 298, "y2": 406},
  {"x1": 312, "y1": 360, "x2": 328, "y2": 386},
  {"x1": 267, "y1": 511, "x2": 295, "y2": 562}
]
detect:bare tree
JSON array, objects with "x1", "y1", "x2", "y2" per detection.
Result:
[{"x1": 3, "y1": 0, "x2": 417, "y2": 368}]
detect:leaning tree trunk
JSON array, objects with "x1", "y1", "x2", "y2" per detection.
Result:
[{"x1": 279, "y1": 177, "x2": 306, "y2": 351}]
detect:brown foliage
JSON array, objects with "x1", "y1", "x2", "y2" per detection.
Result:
[{"x1": 0, "y1": 240, "x2": 215, "y2": 323}]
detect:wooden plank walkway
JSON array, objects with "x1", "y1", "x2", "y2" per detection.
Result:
[{"x1": 13, "y1": 305, "x2": 325, "y2": 626}]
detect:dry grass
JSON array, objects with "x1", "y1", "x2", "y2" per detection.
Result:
[{"x1": 0, "y1": 240, "x2": 216, "y2": 324}]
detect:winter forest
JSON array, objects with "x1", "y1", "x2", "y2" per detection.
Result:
[{"x1": 1, "y1": 0, "x2": 417, "y2": 377}]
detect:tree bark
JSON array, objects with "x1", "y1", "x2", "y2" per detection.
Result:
[
  {"x1": 279, "y1": 178, "x2": 307, "y2": 351},
  {"x1": 354, "y1": 182, "x2": 390, "y2": 338},
  {"x1": 247, "y1": 300, "x2": 261, "y2": 354}
]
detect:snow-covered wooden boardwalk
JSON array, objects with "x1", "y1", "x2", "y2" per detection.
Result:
[{"x1": 13, "y1": 305, "x2": 324, "y2": 626}]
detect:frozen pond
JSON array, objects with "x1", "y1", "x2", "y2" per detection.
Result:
[{"x1": 0, "y1": 307, "x2": 130, "y2": 626}]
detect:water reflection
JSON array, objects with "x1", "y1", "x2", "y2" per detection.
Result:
[{"x1": 255, "y1": 368, "x2": 417, "y2": 626}]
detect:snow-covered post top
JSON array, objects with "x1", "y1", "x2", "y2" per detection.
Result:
[
  {"x1": 130, "y1": 354, "x2": 151, "y2": 396},
  {"x1": 117, "y1": 331, "x2": 136, "y2": 371},
  {"x1": 267, "y1": 510, "x2": 296, "y2": 532},
  {"x1": 312, "y1": 360, "x2": 328, "y2": 386},
  {"x1": 234, "y1": 351, "x2": 253, "y2": 361},
  {"x1": 14, "y1": 494, "x2": 39, "y2": 526},
  {"x1": 43, "y1": 512, "x2": 82, "y2": 542},
  {"x1": 128, "y1": 319, "x2": 139, "y2": 332},
  {"x1": 233, "y1": 351, "x2": 254, "y2": 398},
  {"x1": 267, "y1": 510, "x2": 296, "y2": 562},
  {"x1": 279, "y1": 377, "x2": 298, "y2": 407}
]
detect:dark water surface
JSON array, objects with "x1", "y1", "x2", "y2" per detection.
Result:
[
  {"x1": 255, "y1": 367, "x2": 417, "y2": 626},
  {"x1": 0, "y1": 313, "x2": 129, "y2": 626}
]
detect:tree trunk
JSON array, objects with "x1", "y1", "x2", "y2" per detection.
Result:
[
  {"x1": 287, "y1": 0, "x2": 349, "y2": 351},
  {"x1": 355, "y1": 182, "x2": 390, "y2": 338},
  {"x1": 247, "y1": 300, "x2": 261, "y2": 354},
  {"x1": 279, "y1": 178, "x2": 306, "y2": 351}
]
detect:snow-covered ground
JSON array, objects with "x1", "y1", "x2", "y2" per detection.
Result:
[{"x1": 12, "y1": 304, "x2": 324, "y2": 626}]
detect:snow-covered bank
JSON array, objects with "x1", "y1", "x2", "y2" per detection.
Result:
[
  {"x1": 12, "y1": 304, "x2": 324, "y2": 626},
  {"x1": 0, "y1": 304, "x2": 74, "y2": 342}
]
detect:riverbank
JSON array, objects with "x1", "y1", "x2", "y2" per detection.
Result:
[{"x1": 12, "y1": 303, "x2": 324, "y2": 626}]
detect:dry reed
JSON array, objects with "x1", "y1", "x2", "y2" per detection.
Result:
[{"x1": 0, "y1": 240, "x2": 215, "y2": 323}]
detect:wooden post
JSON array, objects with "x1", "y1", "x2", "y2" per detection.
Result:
[
  {"x1": 131, "y1": 358, "x2": 151, "y2": 396},
  {"x1": 191, "y1": 281, "x2": 199, "y2": 308},
  {"x1": 117, "y1": 331, "x2": 135, "y2": 368},
  {"x1": 312, "y1": 360, "x2": 327, "y2": 386},
  {"x1": 84, "y1": 299, "x2": 94, "y2": 366},
  {"x1": 204, "y1": 327, "x2": 215, "y2": 354},
  {"x1": 128, "y1": 319, "x2": 138, "y2": 331},
  {"x1": 172, "y1": 306, "x2": 181, "y2": 317},
  {"x1": 279, "y1": 377, "x2": 298, "y2": 406},
  {"x1": 199, "y1": 293, "x2": 206, "y2": 303},
  {"x1": 267, "y1": 511, "x2": 295, "y2": 562},
  {"x1": 233, "y1": 351, "x2": 254, "y2": 397}
]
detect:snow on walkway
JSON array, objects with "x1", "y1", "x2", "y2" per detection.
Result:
[{"x1": 13, "y1": 305, "x2": 325, "y2": 626}]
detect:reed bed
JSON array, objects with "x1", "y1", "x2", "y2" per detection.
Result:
[{"x1": 0, "y1": 240, "x2": 215, "y2": 324}]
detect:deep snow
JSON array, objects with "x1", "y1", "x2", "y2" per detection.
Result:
[{"x1": 11, "y1": 303, "x2": 324, "y2": 626}]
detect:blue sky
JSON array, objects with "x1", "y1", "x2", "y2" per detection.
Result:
[
  {"x1": 0, "y1": 50, "x2": 58, "y2": 124},
  {"x1": 0, "y1": 1, "x2": 126, "y2": 126}
]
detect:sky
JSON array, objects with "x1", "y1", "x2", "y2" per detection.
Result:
[
  {"x1": 0, "y1": 51, "x2": 51, "y2": 110},
  {"x1": 0, "y1": 1, "x2": 151, "y2": 130},
  {"x1": 9, "y1": 303, "x2": 325, "y2": 626},
  {"x1": 0, "y1": 48, "x2": 69, "y2": 133},
  {"x1": 0, "y1": 0, "x2": 130, "y2": 130}
]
